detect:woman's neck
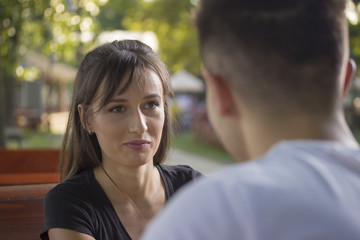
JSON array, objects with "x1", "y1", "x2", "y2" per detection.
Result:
[
  {"x1": 95, "y1": 161, "x2": 161, "y2": 201},
  {"x1": 94, "y1": 161, "x2": 166, "y2": 240}
]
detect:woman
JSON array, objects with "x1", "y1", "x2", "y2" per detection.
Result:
[{"x1": 40, "y1": 40, "x2": 202, "y2": 240}]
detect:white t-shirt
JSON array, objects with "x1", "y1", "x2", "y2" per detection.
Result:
[{"x1": 142, "y1": 140, "x2": 360, "y2": 240}]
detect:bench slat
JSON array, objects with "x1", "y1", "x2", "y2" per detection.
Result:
[{"x1": 0, "y1": 184, "x2": 56, "y2": 240}]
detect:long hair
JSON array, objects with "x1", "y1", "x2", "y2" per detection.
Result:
[{"x1": 60, "y1": 40, "x2": 173, "y2": 181}]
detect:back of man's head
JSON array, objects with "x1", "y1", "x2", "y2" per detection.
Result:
[{"x1": 195, "y1": 0, "x2": 348, "y2": 117}]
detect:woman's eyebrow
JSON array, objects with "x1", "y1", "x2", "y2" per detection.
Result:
[
  {"x1": 108, "y1": 98, "x2": 128, "y2": 103},
  {"x1": 144, "y1": 94, "x2": 161, "y2": 99},
  {"x1": 108, "y1": 94, "x2": 161, "y2": 103}
]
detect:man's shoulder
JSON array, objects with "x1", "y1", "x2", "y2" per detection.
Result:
[
  {"x1": 142, "y1": 143, "x2": 360, "y2": 240},
  {"x1": 187, "y1": 140, "x2": 358, "y2": 199}
]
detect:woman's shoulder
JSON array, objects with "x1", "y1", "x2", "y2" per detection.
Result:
[
  {"x1": 41, "y1": 169, "x2": 100, "y2": 239},
  {"x1": 45, "y1": 168, "x2": 97, "y2": 203},
  {"x1": 156, "y1": 164, "x2": 203, "y2": 197},
  {"x1": 158, "y1": 164, "x2": 203, "y2": 179}
]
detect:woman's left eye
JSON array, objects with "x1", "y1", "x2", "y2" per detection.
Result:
[
  {"x1": 109, "y1": 105, "x2": 125, "y2": 113},
  {"x1": 145, "y1": 101, "x2": 160, "y2": 109}
]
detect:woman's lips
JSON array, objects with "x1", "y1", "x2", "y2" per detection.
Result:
[{"x1": 124, "y1": 140, "x2": 150, "y2": 151}]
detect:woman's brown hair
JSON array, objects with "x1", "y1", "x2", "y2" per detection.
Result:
[{"x1": 59, "y1": 40, "x2": 173, "y2": 181}]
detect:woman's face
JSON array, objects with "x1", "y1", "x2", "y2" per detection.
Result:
[{"x1": 88, "y1": 70, "x2": 165, "y2": 168}]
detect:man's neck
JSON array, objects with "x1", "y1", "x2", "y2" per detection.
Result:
[{"x1": 241, "y1": 110, "x2": 358, "y2": 161}]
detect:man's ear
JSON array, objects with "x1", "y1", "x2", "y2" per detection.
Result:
[
  {"x1": 343, "y1": 58, "x2": 357, "y2": 99},
  {"x1": 203, "y1": 69, "x2": 236, "y2": 116},
  {"x1": 77, "y1": 104, "x2": 93, "y2": 133}
]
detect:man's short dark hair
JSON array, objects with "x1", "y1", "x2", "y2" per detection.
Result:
[{"x1": 195, "y1": 0, "x2": 348, "y2": 115}]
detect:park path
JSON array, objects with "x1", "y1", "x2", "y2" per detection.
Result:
[{"x1": 165, "y1": 148, "x2": 232, "y2": 175}]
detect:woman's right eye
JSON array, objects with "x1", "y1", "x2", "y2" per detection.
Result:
[{"x1": 109, "y1": 106, "x2": 124, "y2": 113}]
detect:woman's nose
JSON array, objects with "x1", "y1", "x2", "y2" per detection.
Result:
[{"x1": 128, "y1": 110, "x2": 148, "y2": 133}]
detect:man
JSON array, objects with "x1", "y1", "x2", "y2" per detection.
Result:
[{"x1": 142, "y1": 0, "x2": 360, "y2": 239}]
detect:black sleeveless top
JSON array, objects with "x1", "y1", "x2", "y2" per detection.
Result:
[{"x1": 40, "y1": 164, "x2": 202, "y2": 240}]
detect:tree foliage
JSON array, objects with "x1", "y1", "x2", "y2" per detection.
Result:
[
  {"x1": 99, "y1": 0, "x2": 202, "y2": 75},
  {"x1": 0, "y1": 0, "x2": 103, "y2": 147}
]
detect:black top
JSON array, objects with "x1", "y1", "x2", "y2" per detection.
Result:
[{"x1": 40, "y1": 164, "x2": 202, "y2": 240}]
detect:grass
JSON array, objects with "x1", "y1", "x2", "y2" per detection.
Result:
[
  {"x1": 6, "y1": 129, "x2": 63, "y2": 149},
  {"x1": 23, "y1": 130, "x2": 63, "y2": 148},
  {"x1": 171, "y1": 132, "x2": 234, "y2": 164}
]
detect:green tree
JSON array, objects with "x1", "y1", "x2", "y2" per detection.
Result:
[
  {"x1": 0, "y1": 0, "x2": 103, "y2": 147},
  {"x1": 99, "y1": 0, "x2": 202, "y2": 75},
  {"x1": 0, "y1": 0, "x2": 47, "y2": 147}
]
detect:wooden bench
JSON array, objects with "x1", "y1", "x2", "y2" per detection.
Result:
[
  {"x1": 0, "y1": 149, "x2": 60, "y2": 238},
  {"x1": 0, "y1": 183, "x2": 56, "y2": 240},
  {"x1": 0, "y1": 149, "x2": 60, "y2": 185}
]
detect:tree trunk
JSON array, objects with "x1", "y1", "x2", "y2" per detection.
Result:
[
  {"x1": 4, "y1": 72, "x2": 16, "y2": 127},
  {"x1": 0, "y1": 66, "x2": 6, "y2": 148}
]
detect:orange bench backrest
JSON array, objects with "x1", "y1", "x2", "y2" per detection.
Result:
[
  {"x1": 0, "y1": 149, "x2": 60, "y2": 185},
  {"x1": 0, "y1": 149, "x2": 60, "y2": 173}
]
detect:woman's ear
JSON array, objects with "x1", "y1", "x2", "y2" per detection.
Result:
[
  {"x1": 203, "y1": 69, "x2": 236, "y2": 116},
  {"x1": 343, "y1": 58, "x2": 357, "y2": 99},
  {"x1": 77, "y1": 104, "x2": 93, "y2": 133}
]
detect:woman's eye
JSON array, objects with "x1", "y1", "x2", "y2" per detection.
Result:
[
  {"x1": 109, "y1": 106, "x2": 124, "y2": 113},
  {"x1": 145, "y1": 101, "x2": 160, "y2": 109}
]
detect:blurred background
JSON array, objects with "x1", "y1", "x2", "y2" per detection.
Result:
[{"x1": 2, "y1": 0, "x2": 360, "y2": 166}]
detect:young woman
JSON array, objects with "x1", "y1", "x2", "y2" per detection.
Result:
[{"x1": 40, "y1": 40, "x2": 202, "y2": 240}]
